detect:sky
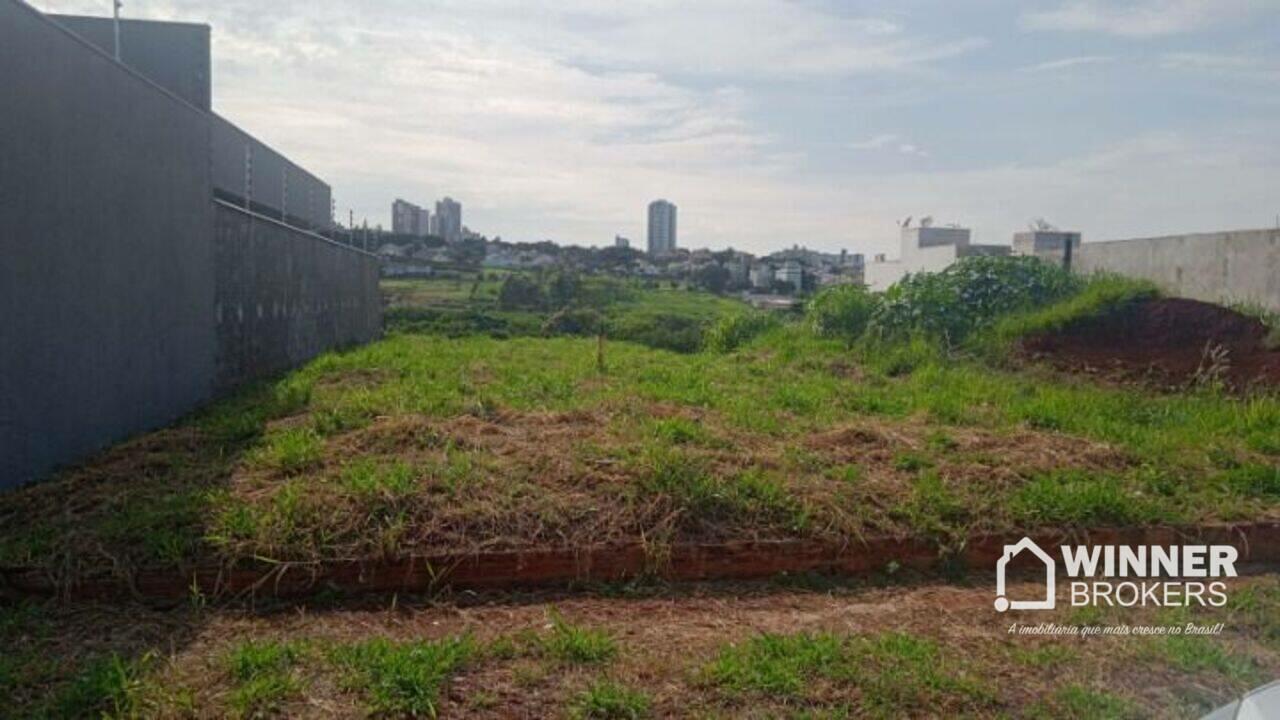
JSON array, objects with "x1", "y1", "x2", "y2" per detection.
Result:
[{"x1": 38, "y1": 0, "x2": 1280, "y2": 257}]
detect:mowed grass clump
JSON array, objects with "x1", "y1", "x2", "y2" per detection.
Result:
[
  {"x1": 330, "y1": 636, "x2": 474, "y2": 717},
  {"x1": 226, "y1": 640, "x2": 307, "y2": 718},
  {"x1": 569, "y1": 680, "x2": 652, "y2": 719},
  {"x1": 706, "y1": 631, "x2": 996, "y2": 717},
  {"x1": 540, "y1": 611, "x2": 618, "y2": 666}
]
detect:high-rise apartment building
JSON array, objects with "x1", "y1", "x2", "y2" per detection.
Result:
[
  {"x1": 647, "y1": 200, "x2": 677, "y2": 255},
  {"x1": 391, "y1": 199, "x2": 429, "y2": 237},
  {"x1": 435, "y1": 197, "x2": 462, "y2": 243}
]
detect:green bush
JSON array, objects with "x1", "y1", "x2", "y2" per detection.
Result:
[
  {"x1": 805, "y1": 284, "x2": 877, "y2": 341},
  {"x1": 704, "y1": 312, "x2": 780, "y2": 353},
  {"x1": 543, "y1": 307, "x2": 604, "y2": 337},
  {"x1": 609, "y1": 313, "x2": 705, "y2": 353},
  {"x1": 497, "y1": 275, "x2": 546, "y2": 311},
  {"x1": 870, "y1": 256, "x2": 1081, "y2": 345},
  {"x1": 547, "y1": 270, "x2": 584, "y2": 308}
]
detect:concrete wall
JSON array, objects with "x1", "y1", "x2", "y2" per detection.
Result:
[
  {"x1": 213, "y1": 115, "x2": 334, "y2": 232},
  {"x1": 49, "y1": 14, "x2": 211, "y2": 111},
  {"x1": 0, "y1": 0, "x2": 215, "y2": 487},
  {"x1": 214, "y1": 202, "x2": 381, "y2": 390},
  {"x1": 48, "y1": 14, "x2": 333, "y2": 232},
  {"x1": 1073, "y1": 229, "x2": 1280, "y2": 312},
  {"x1": 1013, "y1": 230, "x2": 1081, "y2": 257}
]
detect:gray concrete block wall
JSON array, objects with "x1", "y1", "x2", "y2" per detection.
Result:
[
  {"x1": 213, "y1": 115, "x2": 334, "y2": 232},
  {"x1": 213, "y1": 202, "x2": 382, "y2": 390},
  {"x1": 1074, "y1": 229, "x2": 1280, "y2": 312},
  {"x1": 48, "y1": 14, "x2": 211, "y2": 111},
  {"x1": 0, "y1": 0, "x2": 216, "y2": 487}
]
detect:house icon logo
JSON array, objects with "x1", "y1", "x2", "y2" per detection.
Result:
[{"x1": 994, "y1": 537, "x2": 1056, "y2": 612}]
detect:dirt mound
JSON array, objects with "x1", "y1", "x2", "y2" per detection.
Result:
[{"x1": 1022, "y1": 297, "x2": 1280, "y2": 390}]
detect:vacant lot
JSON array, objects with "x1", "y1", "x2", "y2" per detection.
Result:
[
  {"x1": 3, "y1": 266, "x2": 1279, "y2": 717},
  {"x1": 2, "y1": 275, "x2": 1276, "y2": 580}
]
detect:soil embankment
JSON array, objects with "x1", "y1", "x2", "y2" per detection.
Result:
[{"x1": 1023, "y1": 298, "x2": 1280, "y2": 390}]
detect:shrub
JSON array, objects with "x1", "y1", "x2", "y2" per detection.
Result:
[
  {"x1": 870, "y1": 256, "x2": 1081, "y2": 345},
  {"x1": 805, "y1": 284, "x2": 877, "y2": 341},
  {"x1": 609, "y1": 313, "x2": 704, "y2": 353},
  {"x1": 704, "y1": 312, "x2": 780, "y2": 353},
  {"x1": 497, "y1": 275, "x2": 546, "y2": 311},
  {"x1": 386, "y1": 307, "x2": 530, "y2": 338},
  {"x1": 548, "y1": 270, "x2": 584, "y2": 308},
  {"x1": 543, "y1": 308, "x2": 604, "y2": 337}
]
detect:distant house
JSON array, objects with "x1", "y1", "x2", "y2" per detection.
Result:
[
  {"x1": 778, "y1": 259, "x2": 803, "y2": 291},
  {"x1": 865, "y1": 224, "x2": 1010, "y2": 291},
  {"x1": 750, "y1": 263, "x2": 775, "y2": 290}
]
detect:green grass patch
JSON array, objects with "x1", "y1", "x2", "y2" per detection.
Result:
[
  {"x1": 251, "y1": 427, "x2": 324, "y2": 475},
  {"x1": 707, "y1": 632, "x2": 994, "y2": 717},
  {"x1": 227, "y1": 640, "x2": 305, "y2": 718},
  {"x1": 541, "y1": 612, "x2": 618, "y2": 666},
  {"x1": 1032, "y1": 684, "x2": 1140, "y2": 719},
  {"x1": 987, "y1": 274, "x2": 1159, "y2": 351},
  {"x1": 330, "y1": 636, "x2": 474, "y2": 717},
  {"x1": 569, "y1": 680, "x2": 651, "y2": 719}
]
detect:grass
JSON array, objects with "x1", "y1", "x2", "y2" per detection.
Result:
[
  {"x1": 569, "y1": 680, "x2": 651, "y2": 719},
  {"x1": 330, "y1": 636, "x2": 474, "y2": 717},
  {"x1": 984, "y1": 274, "x2": 1159, "y2": 354},
  {"x1": 706, "y1": 631, "x2": 995, "y2": 717},
  {"x1": 541, "y1": 611, "x2": 618, "y2": 666},
  {"x1": 2, "y1": 576, "x2": 1280, "y2": 718},
  {"x1": 1031, "y1": 685, "x2": 1141, "y2": 720},
  {"x1": 226, "y1": 640, "x2": 305, "y2": 718}
]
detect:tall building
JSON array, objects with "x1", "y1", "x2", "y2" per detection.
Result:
[
  {"x1": 647, "y1": 199, "x2": 677, "y2": 256},
  {"x1": 392, "y1": 199, "x2": 429, "y2": 237},
  {"x1": 436, "y1": 197, "x2": 462, "y2": 243},
  {"x1": 614, "y1": 235, "x2": 631, "y2": 249}
]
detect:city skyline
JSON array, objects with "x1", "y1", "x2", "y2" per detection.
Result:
[{"x1": 35, "y1": 0, "x2": 1280, "y2": 256}]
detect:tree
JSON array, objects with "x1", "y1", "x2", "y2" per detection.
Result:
[
  {"x1": 497, "y1": 275, "x2": 545, "y2": 310},
  {"x1": 693, "y1": 264, "x2": 731, "y2": 295}
]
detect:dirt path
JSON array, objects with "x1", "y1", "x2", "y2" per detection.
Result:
[{"x1": 6, "y1": 574, "x2": 1279, "y2": 717}]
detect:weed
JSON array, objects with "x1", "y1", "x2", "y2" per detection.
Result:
[
  {"x1": 330, "y1": 636, "x2": 473, "y2": 718},
  {"x1": 252, "y1": 427, "x2": 324, "y2": 475},
  {"x1": 569, "y1": 680, "x2": 651, "y2": 719},
  {"x1": 542, "y1": 611, "x2": 618, "y2": 666},
  {"x1": 48, "y1": 653, "x2": 154, "y2": 719},
  {"x1": 1146, "y1": 636, "x2": 1259, "y2": 684},
  {"x1": 1032, "y1": 685, "x2": 1140, "y2": 719},
  {"x1": 708, "y1": 633, "x2": 845, "y2": 697},
  {"x1": 1011, "y1": 470, "x2": 1169, "y2": 527},
  {"x1": 227, "y1": 640, "x2": 304, "y2": 718},
  {"x1": 707, "y1": 632, "x2": 992, "y2": 716}
]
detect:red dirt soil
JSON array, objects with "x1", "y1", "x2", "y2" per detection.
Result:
[{"x1": 1022, "y1": 297, "x2": 1280, "y2": 390}]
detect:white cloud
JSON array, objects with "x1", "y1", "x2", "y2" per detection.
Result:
[
  {"x1": 848, "y1": 134, "x2": 900, "y2": 150},
  {"x1": 1158, "y1": 52, "x2": 1280, "y2": 81},
  {"x1": 848, "y1": 135, "x2": 928, "y2": 157},
  {"x1": 1021, "y1": 1, "x2": 1265, "y2": 37},
  {"x1": 33, "y1": 0, "x2": 1280, "y2": 254},
  {"x1": 1019, "y1": 55, "x2": 1113, "y2": 73}
]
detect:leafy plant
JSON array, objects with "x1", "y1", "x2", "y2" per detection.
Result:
[
  {"x1": 704, "y1": 312, "x2": 780, "y2": 353},
  {"x1": 806, "y1": 284, "x2": 878, "y2": 341},
  {"x1": 871, "y1": 256, "x2": 1082, "y2": 345}
]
